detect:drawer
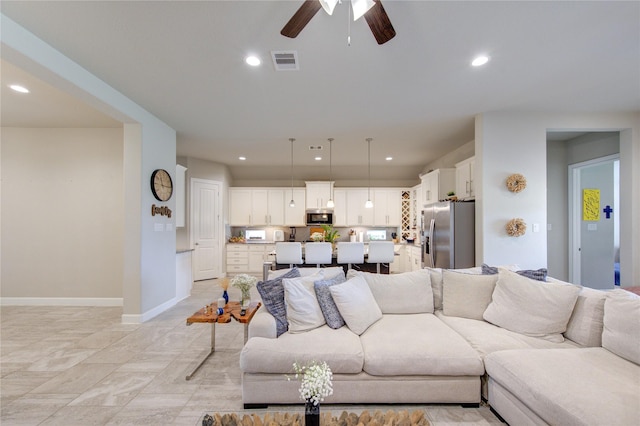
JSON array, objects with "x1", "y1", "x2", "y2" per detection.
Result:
[
  {"x1": 227, "y1": 251, "x2": 248, "y2": 259},
  {"x1": 227, "y1": 258, "x2": 248, "y2": 265},
  {"x1": 227, "y1": 265, "x2": 246, "y2": 273},
  {"x1": 227, "y1": 244, "x2": 247, "y2": 252},
  {"x1": 248, "y1": 245, "x2": 266, "y2": 252}
]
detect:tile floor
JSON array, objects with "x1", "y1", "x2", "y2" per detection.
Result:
[{"x1": 1, "y1": 279, "x2": 503, "y2": 425}]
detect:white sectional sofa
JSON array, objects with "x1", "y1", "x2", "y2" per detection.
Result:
[{"x1": 239, "y1": 266, "x2": 640, "y2": 425}]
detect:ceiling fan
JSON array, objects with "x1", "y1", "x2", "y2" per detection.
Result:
[{"x1": 281, "y1": 0, "x2": 396, "y2": 45}]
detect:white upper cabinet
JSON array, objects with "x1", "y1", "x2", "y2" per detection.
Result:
[
  {"x1": 229, "y1": 189, "x2": 253, "y2": 225},
  {"x1": 305, "y1": 181, "x2": 334, "y2": 209},
  {"x1": 373, "y1": 189, "x2": 402, "y2": 226},
  {"x1": 455, "y1": 156, "x2": 475, "y2": 200},
  {"x1": 346, "y1": 188, "x2": 374, "y2": 226},
  {"x1": 332, "y1": 189, "x2": 348, "y2": 227},
  {"x1": 284, "y1": 188, "x2": 306, "y2": 226},
  {"x1": 229, "y1": 188, "x2": 289, "y2": 226},
  {"x1": 420, "y1": 168, "x2": 456, "y2": 206}
]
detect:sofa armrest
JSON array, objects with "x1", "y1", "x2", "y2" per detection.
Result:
[{"x1": 248, "y1": 307, "x2": 277, "y2": 339}]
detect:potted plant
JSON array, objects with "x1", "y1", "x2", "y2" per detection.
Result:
[
  {"x1": 321, "y1": 224, "x2": 340, "y2": 251},
  {"x1": 230, "y1": 273, "x2": 257, "y2": 308}
]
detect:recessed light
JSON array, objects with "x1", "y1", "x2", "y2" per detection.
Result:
[
  {"x1": 245, "y1": 56, "x2": 261, "y2": 66},
  {"x1": 9, "y1": 84, "x2": 29, "y2": 93},
  {"x1": 471, "y1": 55, "x2": 490, "y2": 67},
  {"x1": 385, "y1": 157, "x2": 393, "y2": 161},
  {"x1": 315, "y1": 156, "x2": 322, "y2": 161},
  {"x1": 239, "y1": 156, "x2": 247, "y2": 161}
]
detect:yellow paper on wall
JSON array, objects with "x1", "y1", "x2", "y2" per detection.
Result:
[{"x1": 583, "y1": 189, "x2": 600, "y2": 221}]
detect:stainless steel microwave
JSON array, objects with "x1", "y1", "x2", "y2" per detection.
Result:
[{"x1": 306, "y1": 210, "x2": 334, "y2": 225}]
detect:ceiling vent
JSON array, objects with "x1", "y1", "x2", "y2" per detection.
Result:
[
  {"x1": 271, "y1": 51, "x2": 299, "y2": 71},
  {"x1": 309, "y1": 145, "x2": 323, "y2": 150}
]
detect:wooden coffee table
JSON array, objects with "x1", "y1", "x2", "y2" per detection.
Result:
[{"x1": 185, "y1": 300, "x2": 261, "y2": 380}]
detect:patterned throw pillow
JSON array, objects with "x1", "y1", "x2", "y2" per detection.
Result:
[
  {"x1": 482, "y1": 263, "x2": 548, "y2": 281},
  {"x1": 314, "y1": 274, "x2": 347, "y2": 329},
  {"x1": 257, "y1": 268, "x2": 301, "y2": 337}
]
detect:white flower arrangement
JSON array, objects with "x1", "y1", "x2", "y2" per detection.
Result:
[
  {"x1": 230, "y1": 274, "x2": 257, "y2": 300},
  {"x1": 289, "y1": 361, "x2": 333, "y2": 406}
]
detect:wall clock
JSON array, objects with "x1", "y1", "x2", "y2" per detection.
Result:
[{"x1": 150, "y1": 169, "x2": 173, "y2": 201}]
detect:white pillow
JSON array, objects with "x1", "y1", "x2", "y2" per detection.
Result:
[
  {"x1": 602, "y1": 289, "x2": 640, "y2": 365},
  {"x1": 562, "y1": 284, "x2": 607, "y2": 347},
  {"x1": 426, "y1": 266, "x2": 483, "y2": 311},
  {"x1": 283, "y1": 273, "x2": 326, "y2": 333},
  {"x1": 483, "y1": 269, "x2": 580, "y2": 342},
  {"x1": 353, "y1": 270, "x2": 434, "y2": 314},
  {"x1": 329, "y1": 275, "x2": 382, "y2": 335},
  {"x1": 442, "y1": 270, "x2": 497, "y2": 320}
]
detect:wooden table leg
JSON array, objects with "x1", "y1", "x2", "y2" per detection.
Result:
[{"x1": 185, "y1": 321, "x2": 216, "y2": 380}]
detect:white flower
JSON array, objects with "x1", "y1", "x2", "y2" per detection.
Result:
[
  {"x1": 230, "y1": 274, "x2": 257, "y2": 297},
  {"x1": 288, "y1": 361, "x2": 333, "y2": 406}
]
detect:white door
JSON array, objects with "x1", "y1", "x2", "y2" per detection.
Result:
[
  {"x1": 191, "y1": 179, "x2": 223, "y2": 280},
  {"x1": 569, "y1": 156, "x2": 619, "y2": 289}
]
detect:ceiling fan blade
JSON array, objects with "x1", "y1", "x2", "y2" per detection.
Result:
[
  {"x1": 364, "y1": 0, "x2": 396, "y2": 45},
  {"x1": 281, "y1": 0, "x2": 323, "y2": 38}
]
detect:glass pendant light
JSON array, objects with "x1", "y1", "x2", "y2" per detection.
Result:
[
  {"x1": 289, "y1": 138, "x2": 296, "y2": 208},
  {"x1": 326, "y1": 138, "x2": 335, "y2": 208},
  {"x1": 365, "y1": 138, "x2": 373, "y2": 208}
]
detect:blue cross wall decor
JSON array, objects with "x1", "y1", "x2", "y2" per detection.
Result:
[{"x1": 603, "y1": 205, "x2": 613, "y2": 219}]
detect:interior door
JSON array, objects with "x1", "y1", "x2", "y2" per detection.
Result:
[{"x1": 191, "y1": 179, "x2": 222, "y2": 280}]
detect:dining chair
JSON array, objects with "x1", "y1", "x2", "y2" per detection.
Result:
[
  {"x1": 304, "y1": 242, "x2": 332, "y2": 268},
  {"x1": 337, "y1": 242, "x2": 364, "y2": 271},
  {"x1": 366, "y1": 241, "x2": 395, "y2": 273},
  {"x1": 275, "y1": 242, "x2": 303, "y2": 268}
]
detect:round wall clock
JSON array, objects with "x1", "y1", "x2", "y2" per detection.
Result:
[{"x1": 150, "y1": 169, "x2": 173, "y2": 201}]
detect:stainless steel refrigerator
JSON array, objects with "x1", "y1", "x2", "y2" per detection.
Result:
[{"x1": 421, "y1": 200, "x2": 475, "y2": 269}]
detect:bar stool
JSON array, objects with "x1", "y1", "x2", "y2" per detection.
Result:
[
  {"x1": 275, "y1": 242, "x2": 303, "y2": 269},
  {"x1": 304, "y1": 242, "x2": 332, "y2": 268},
  {"x1": 337, "y1": 242, "x2": 364, "y2": 271},
  {"x1": 366, "y1": 241, "x2": 395, "y2": 274}
]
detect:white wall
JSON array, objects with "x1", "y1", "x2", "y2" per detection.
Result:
[
  {"x1": 1, "y1": 127, "x2": 123, "y2": 302},
  {"x1": 476, "y1": 111, "x2": 639, "y2": 286}
]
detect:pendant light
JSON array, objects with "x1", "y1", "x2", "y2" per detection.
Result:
[
  {"x1": 365, "y1": 138, "x2": 373, "y2": 208},
  {"x1": 289, "y1": 138, "x2": 296, "y2": 208},
  {"x1": 326, "y1": 138, "x2": 335, "y2": 208}
]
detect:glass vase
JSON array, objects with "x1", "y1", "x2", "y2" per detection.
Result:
[
  {"x1": 305, "y1": 399, "x2": 320, "y2": 426},
  {"x1": 241, "y1": 290, "x2": 251, "y2": 309}
]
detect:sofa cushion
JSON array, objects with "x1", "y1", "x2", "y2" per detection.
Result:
[
  {"x1": 562, "y1": 284, "x2": 607, "y2": 347},
  {"x1": 283, "y1": 273, "x2": 325, "y2": 333},
  {"x1": 360, "y1": 314, "x2": 484, "y2": 376},
  {"x1": 602, "y1": 289, "x2": 640, "y2": 365},
  {"x1": 426, "y1": 266, "x2": 482, "y2": 311},
  {"x1": 442, "y1": 270, "x2": 497, "y2": 320},
  {"x1": 267, "y1": 266, "x2": 344, "y2": 280},
  {"x1": 483, "y1": 269, "x2": 580, "y2": 342},
  {"x1": 329, "y1": 275, "x2": 382, "y2": 335},
  {"x1": 351, "y1": 270, "x2": 434, "y2": 314},
  {"x1": 481, "y1": 263, "x2": 548, "y2": 281},
  {"x1": 257, "y1": 267, "x2": 301, "y2": 337},
  {"x1": 485, "y1": 348, "x2": 640, "y2": 426},
  {"x1": 314, "y1": 274, "x2": 347, "y2": 329},
  {"x1": 240, "y1": 325, "x2": 364, "y2": 374}
]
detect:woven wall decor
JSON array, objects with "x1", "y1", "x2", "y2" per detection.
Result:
[
  {"x1": 506, "y1": 173, "x2": 527, "y2": 193},
  {"x1": 506, "y1": 218, "x2": 527, "y2": 237}
]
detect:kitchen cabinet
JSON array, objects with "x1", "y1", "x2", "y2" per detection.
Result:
[
  {"x1": 408, "y1": 244, "x2": 423, "y2": 271},
  {"x1": 284, "y1": 188, "x2": 306, "y2": 226},
  {"x1": 332, "y1": 189, "x2": 348, "y2": 226},
  {"x1": 346, "y1": 188, "x2": 374, "y2": 226},
  {"x1": 390, "y1": 244, "x2": 403, "y2": 273},
  {"x1": 420, "y1": 168, "x2": 455, "y2": 206},
  {"x1": 227, "y1": 243, "x2": 275, "y2": 277},
  {"x1": 455, "y1": 156, "x2": 475, "y2": 200},
  {"x1": 229, "y1": 188, "x2": 288, "y2": 226},
  {"x1": 373, "y1": 189, "x2": 402, "y2": 226},
  {"x1": 305, "y1": 181, "x2": 334, "y2": 209}
]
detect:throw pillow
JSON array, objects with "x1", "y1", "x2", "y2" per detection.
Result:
[
  {"x1": 442, "y1": 270, "x2": 497, "y2": 320},
  {"x1": 562, "y1": 284, "x2": 607, "y2": 347},
  {"x1": 314, "y1": 274, "x2": 347, "y2": 329},
  {"x1": 482, "y1": 263, "x2": 548, "y2": 281},
  {"x1": 283, "y1": 273, "x2": 326, "y2": 333},
  {"x1": 427, "y1": 266, "x2": 482, "y2": 311},
  {"x1": 602, "y1": 289, "x2": 640, "y2": 365},
  {"x1": 257, "y1": 267, "x2": 300, "y2": 337},
  {"x1": 355, "y1": 270, "x2": 434, "y2": 314},
  {"x1": 329, "y1": 275, "x2": 382, "y2": 335},
  {"x1": 483, "y1": 269, "x2": 581, "y2": 342}
]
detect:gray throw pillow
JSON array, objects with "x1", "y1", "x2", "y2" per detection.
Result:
[
  {"x1": 314, "y1": 274, "x2": 347, "y2": 329},
  {"x1": 257, "y1": 268, "x2": 301, "y2": 337},
  {"x1": 482, "y1": 263, "x2": 547, "y2": 281}
]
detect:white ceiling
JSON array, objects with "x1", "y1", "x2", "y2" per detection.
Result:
[{"x1": 1, "y1": 1, "x2": 639, "y2": 184}]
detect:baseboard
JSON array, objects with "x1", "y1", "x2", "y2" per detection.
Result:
[
  {"x1": 121, "y1": 296, "x2": 177, "y2": 324},
  {"x1": 0, "y1": 297, "x2": 123, "y2": 307}
]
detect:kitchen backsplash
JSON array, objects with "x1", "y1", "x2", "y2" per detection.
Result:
[{"x1": 229, "y1": 226, "x2": 402, "y2": 243}]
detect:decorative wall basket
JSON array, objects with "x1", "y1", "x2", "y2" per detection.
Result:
[
  {"x1": 506, "y1": 173, "x2": 527, "y2": 193},
  {"x1": 506, "y1": 218, "x2": 527, "y2": 237}
]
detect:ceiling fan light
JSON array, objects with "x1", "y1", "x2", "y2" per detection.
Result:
[
  {"x1": 319, "y1": 0, "x2": 339, "y2": 15},
  {"x1": 352, "y1": 0, "x2": 375, "y2": 21}
]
